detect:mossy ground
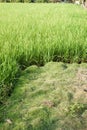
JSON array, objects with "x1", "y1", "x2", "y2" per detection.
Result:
[{"x1": 0, "y1": 62, "x2": 87, "y2": 130}]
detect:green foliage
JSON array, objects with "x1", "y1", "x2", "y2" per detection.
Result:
[
  {"x1": 0, "y1": 4, "x2": 87, "y2": 103},
  {"x1": 35, "y1": 0, "x2": 49, "y2": 3},
  {"x1": 68, "y1": 103, "x2": 87, "y2": 117},
  {"x1": 0, "y1": 0, "x2": 31, "y2": 2}
]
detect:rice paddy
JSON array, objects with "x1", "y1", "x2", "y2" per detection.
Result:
[
  {"x1": 0, "y1": 3, "x2": 87, "y2": 130},
  {"x1": 0, "y1": 3, "x2": 87, "y2": 104}
]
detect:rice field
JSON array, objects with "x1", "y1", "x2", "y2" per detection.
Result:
[{"x1": 0, "y1": 3, "x2": 87, "y2": 103}]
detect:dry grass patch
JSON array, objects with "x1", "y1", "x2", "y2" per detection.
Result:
[{"x1": 0, "y1": 62, "x2": 87, "y2": 130}]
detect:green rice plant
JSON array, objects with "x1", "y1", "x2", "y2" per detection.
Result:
[{"x1": 0, "y1": 3, "x2": 87, "y2": 103}]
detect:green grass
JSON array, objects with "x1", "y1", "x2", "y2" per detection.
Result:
[
  {"x1": 0, "y1": 3, "x2": 87, "y2": 102},
  {"x1": 0, "y1": 62, "x2": 87, "y2": 130}
]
